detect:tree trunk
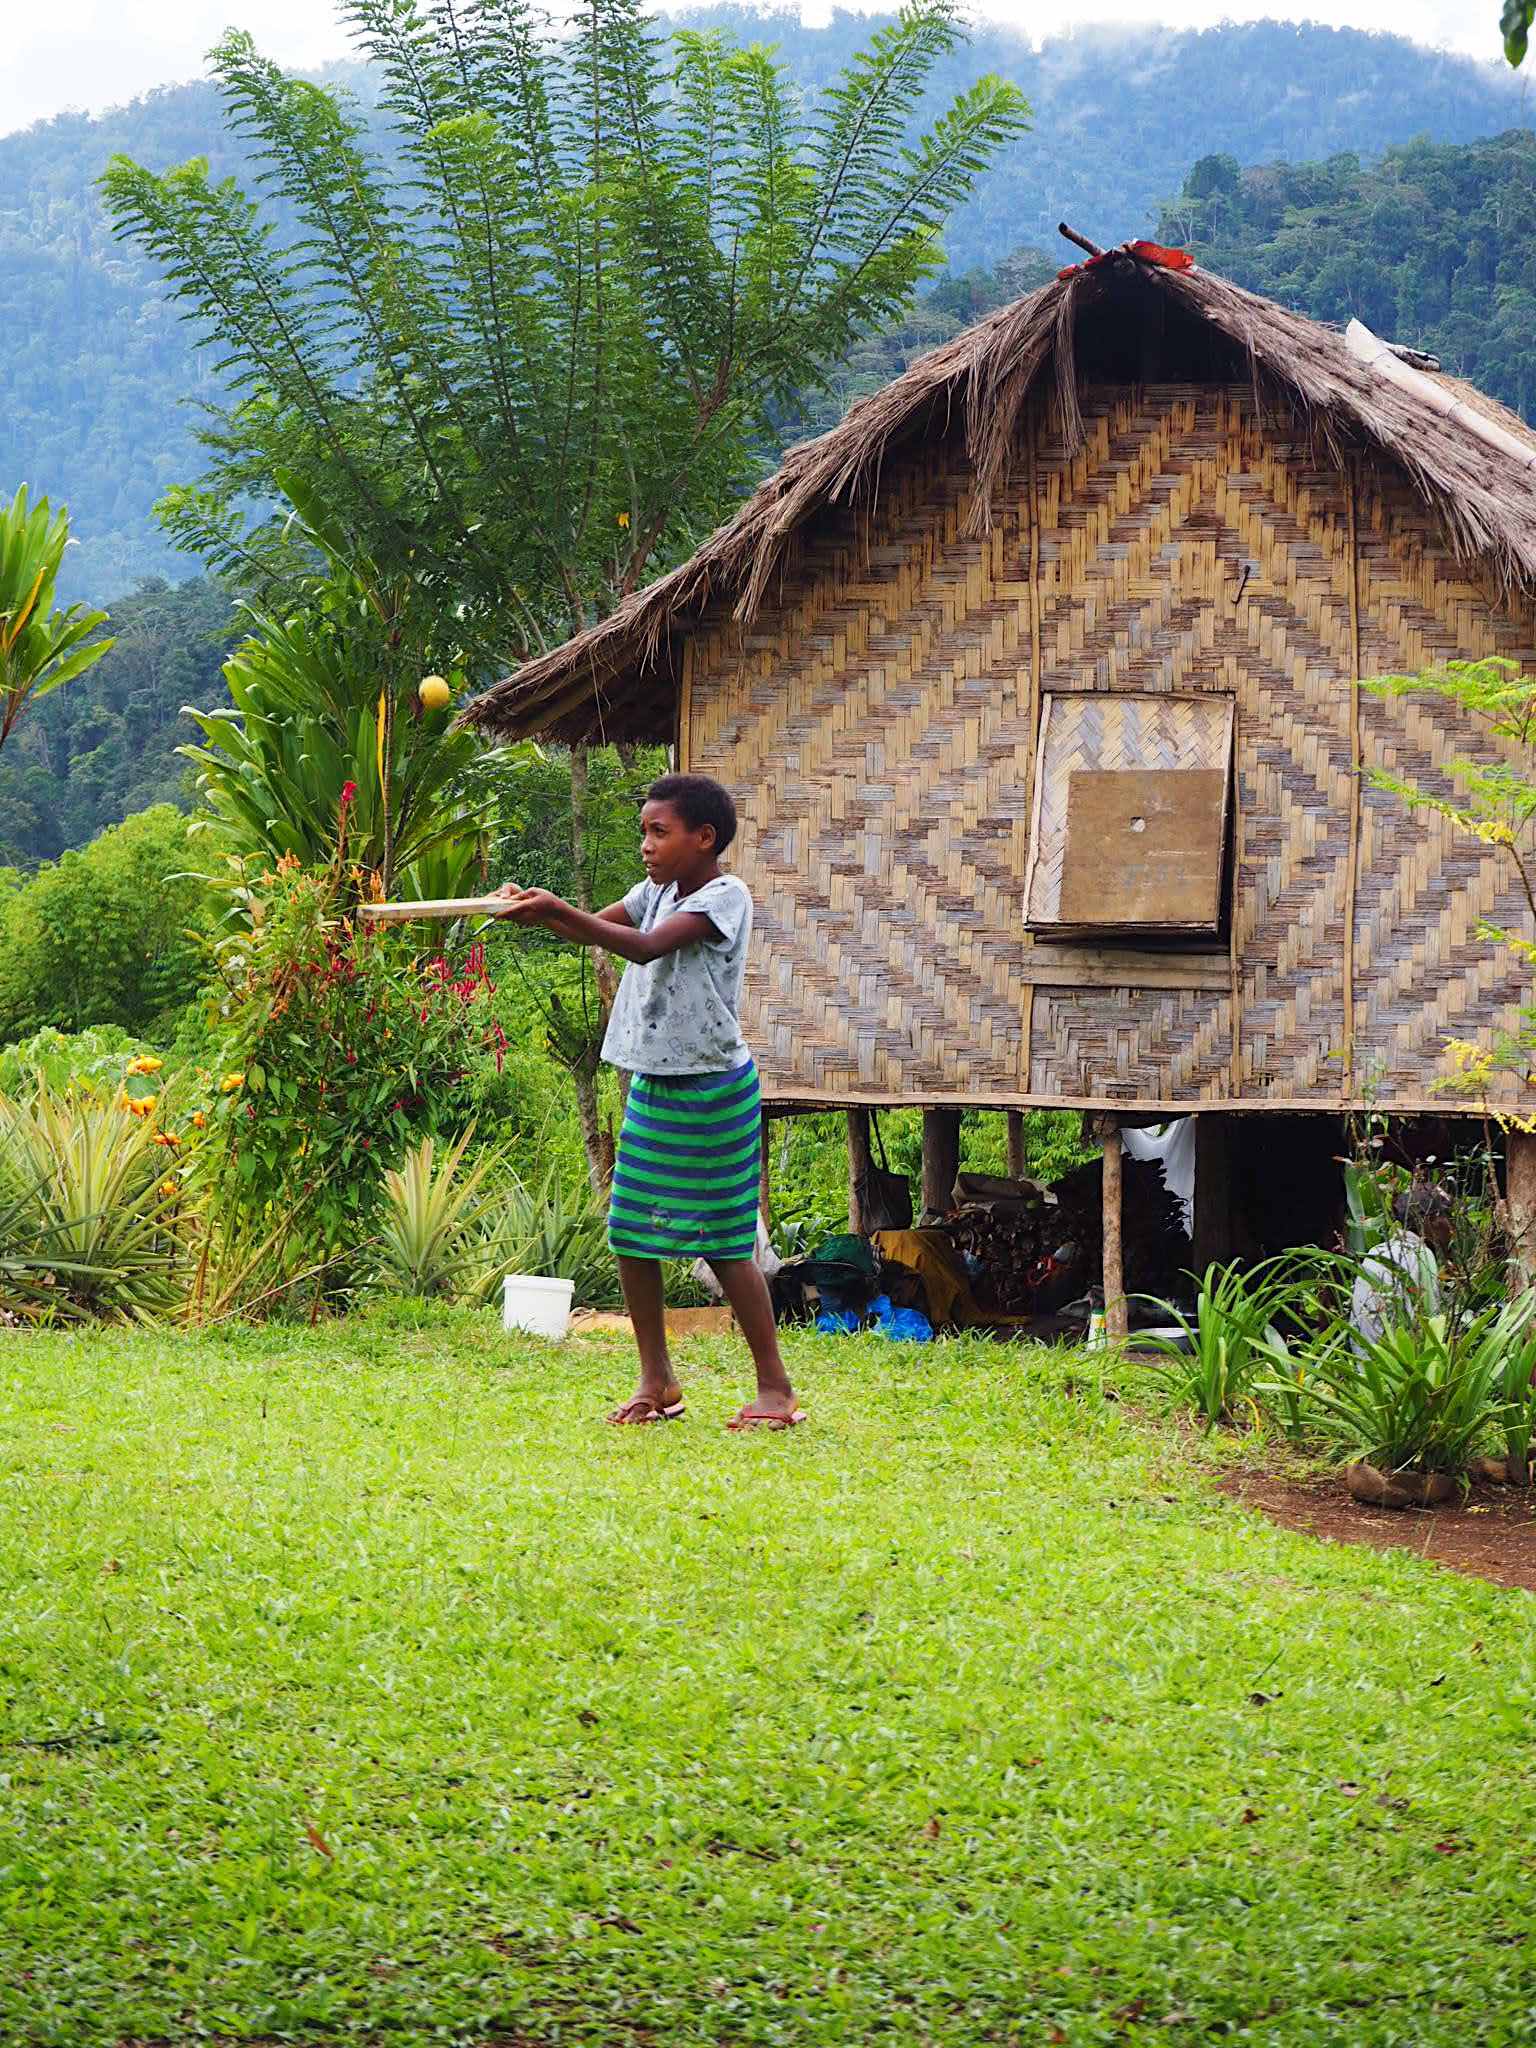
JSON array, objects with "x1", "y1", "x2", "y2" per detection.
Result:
[
  {"x1": 1007, "y1": 1109, "x2": 1028, "y2": 1180},
  {"x1": 847, "y1": 1108, "x2": 872, "y2": 1236},
  {"x1": 569, "y1": 742, "x2": 615, "y2": 1191},
  {"x1": 921, "y1": 1108, "x2": 962, "y2": 1218},
  {"x1": 573, "y1": 1067, "x2": 613, "y2": 1197},
  {"x1": 1100, "y1": 1116, "x2": 1127, "y2": 1338},
  {"x1": 1507, "y1": 1126, "x2": 1536, "y2": 1297},
  {"x1": 379, "y1": 677, "x2": 396, "y2": 895}
]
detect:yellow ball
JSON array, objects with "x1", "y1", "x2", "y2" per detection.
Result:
[{"x1": 418, "y1": 673, "x2": 451, "y2": 712}]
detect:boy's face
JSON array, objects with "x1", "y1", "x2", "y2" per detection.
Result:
[{"x1": 640, "y1": 799, "x2": 715, "y2": 886}]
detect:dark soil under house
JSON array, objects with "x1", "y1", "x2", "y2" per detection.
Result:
[{"x1": 1219, "y1": 1467, "x2": 1536, "y2": 1593}]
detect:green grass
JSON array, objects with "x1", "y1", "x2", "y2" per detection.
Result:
[{"x1": 3, "y1": 1313, "x2": 1534, "y2": 2047}]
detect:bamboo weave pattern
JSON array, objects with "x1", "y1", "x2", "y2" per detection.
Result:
[{"x1": 685, "y1": 386, "x2": 1536, "y2": 1110}]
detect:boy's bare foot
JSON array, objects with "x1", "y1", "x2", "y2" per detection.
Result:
[{"x1": 607, "y1": 1382, "x2": 685, "y2": 1426}]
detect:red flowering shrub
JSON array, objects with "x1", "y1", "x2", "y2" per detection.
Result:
[{"x1": 206, "y1": 865, "x2": 506, "y2": 1270}]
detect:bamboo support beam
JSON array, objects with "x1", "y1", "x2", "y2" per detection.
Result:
[
  {"x1": 1021, "y1": 406, "x2": 1043, "y2": 1093},
  {"x1": 1342, "y1": 461, "x2": 1363, "y2": 1101}
]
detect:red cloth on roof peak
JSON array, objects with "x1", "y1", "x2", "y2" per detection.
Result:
[{"x1": 1056, "y1": 240, "x2": 1195, "y2": 281}]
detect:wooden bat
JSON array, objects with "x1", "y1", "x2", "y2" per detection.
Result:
[{"x1": 358, "y1": 894, "x2": 510, "y2": 924}]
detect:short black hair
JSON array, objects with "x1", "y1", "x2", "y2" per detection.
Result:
[{"x1": 644, "y1": 773, "x2": 737, "y2": 852}]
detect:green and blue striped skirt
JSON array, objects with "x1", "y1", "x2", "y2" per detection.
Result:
[{"x1": 608, "y1": 1059, "x2": 762, "y2": 1262}]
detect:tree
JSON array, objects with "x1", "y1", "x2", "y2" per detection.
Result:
[
  {"x1": 182, "y1": 474, "x2": 508, "y2": 900},
  {"x1": 0, "y1": 487, "x2": 113, "y2": 757},
  {"x1": 101, "y1": 0, "x2": 1028, "y2": 1180},
  {"x1": 101, "y1": 0, "x2": 1026, "y2": 648},
  {"x1": 0, "y1": 805, "x2": 211, "y2": 1041},
  {"x1": 1505, "y1": 0, "x2": 1533, "y2": 65}
]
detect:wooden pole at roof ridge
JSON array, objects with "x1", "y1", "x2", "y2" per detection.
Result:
[{"x1": 1058, "y1": 223, "x2": 1104, "y2": 259}]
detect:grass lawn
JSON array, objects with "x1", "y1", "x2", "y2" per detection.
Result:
[{"x1": 3, "y1": 1311, "x2": 1535, "y2": 2047}]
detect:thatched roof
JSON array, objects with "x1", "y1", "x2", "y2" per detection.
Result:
[{"x1": 464, "y1": 248, "x2": 1536, "y2": 745}]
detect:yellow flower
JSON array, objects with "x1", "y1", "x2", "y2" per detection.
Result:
[
  {"x1": 617, "y1": 510, "x2": 630, "y2": 530},
  {"x1": 124, "y1": 1056, "x2": 163, "y2": 1077},
  {"x1": 221, "y1": 1073, "x2": 245, "y2": 1094},
  {"x1": 157, "y1": 1178, "x2": 178, "y2": 1200},
  {"x1": 124, "y1": 1093, "x2": 157, "y2": 1119}
]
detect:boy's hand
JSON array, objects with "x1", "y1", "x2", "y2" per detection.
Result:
[{"x1": 490, "y1": 884, "x2": 564, "y2": 926}]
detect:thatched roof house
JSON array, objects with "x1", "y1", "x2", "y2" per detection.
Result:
[{"x1": 468, "y1": 247, "x2": 1536, "y2": 1139}]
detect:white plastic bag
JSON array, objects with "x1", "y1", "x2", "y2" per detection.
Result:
[{"x1": 692, "y1": 1212, "x2": 780, "y2": 1297}]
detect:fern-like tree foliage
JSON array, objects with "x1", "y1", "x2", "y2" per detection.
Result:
[
  {"x1": 1505, "y1": 0, "x2": 1534, "y2": 66},
  {"x1": 100, "y1": 0, "x2": 1029, "y2": 660}
]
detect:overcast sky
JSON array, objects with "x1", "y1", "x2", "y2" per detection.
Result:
[{"x1": 4, "y1": 0, "x2": 1519, "y2": 138}]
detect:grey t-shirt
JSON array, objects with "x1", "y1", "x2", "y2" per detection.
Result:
[{"x1": 601, "y1": 874, "x2": 754, "y2": 1076}]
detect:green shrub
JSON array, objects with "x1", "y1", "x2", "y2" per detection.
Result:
[
  {"x1": 1259, "y1": 1301, "x2": 1530, "y2": 1475},
  {"x1": 0, "y1": 1024, "x2": 158, "y2": 1099},
  {"x1": 373, "y1": 1128, "x2": 504, "y2": 1302},
  {"x1": 0, "y1": 806, "x2": 212, "y2": 1040},
  {"x1": 0, "y1": 1080, "x2": 191, "y2": 1324},
  {"x1": 1490, "y1": 1312, "x2": 1536, "y2": 1482},
  {"x1": 202, "y1": 863, "x2": 505, "y2": 1270},
  {"x1": 489, "y1": 1169, "x2": 621, "y2": 1310},
  {"x1": 1143, "y1": 1253, "x2": 1333, "y2": 1430}
]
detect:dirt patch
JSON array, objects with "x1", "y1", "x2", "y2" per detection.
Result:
[{"x1": 1218, "y1": 1466, "x2": 1536, "y2": 1593}]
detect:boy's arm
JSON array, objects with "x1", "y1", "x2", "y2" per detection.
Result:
[{"x1": 491, "y1": 887, "x2": 716, "y2": 963}]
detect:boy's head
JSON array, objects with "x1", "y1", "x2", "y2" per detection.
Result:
[{"x1": 640, "y1": 774, "x2": 737, "y2": 885}]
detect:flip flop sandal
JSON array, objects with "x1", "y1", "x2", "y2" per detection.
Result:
[
  {"x1": 607, "y1": 1394, "x2": 686, "y2": 1426},
  {"x1": 725, "y1": 1404, "x2": 807, "y2": 1431}
]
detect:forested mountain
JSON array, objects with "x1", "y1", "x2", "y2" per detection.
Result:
[
  {"x1": 1157, "y1": 134, "x2": 1536, "y2": 418},
  {"x1": 792, "y1": 127, "x2": 1536, "y2": 435},
  {"x1": 3, "y1": 15, "x2": 1527, "y2": 600}
]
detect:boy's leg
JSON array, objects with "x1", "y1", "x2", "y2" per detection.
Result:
[
  {"x1": 706, "y1": 1258, "x2": 797, "y2": 1417},
  {"x1": 614, "y1": 1254, "x2": 682, "y2": 1418}
]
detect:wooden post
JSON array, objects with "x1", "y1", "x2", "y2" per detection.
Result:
[
  {"x1": 1007, "y1": 1109, "x2": 1028, "y2": 1181},
  {"x1": 1191, "y1": 1113, "x2": 1234, "y2": 1273},
  {"x1": 759, "y1": 1111, "x2": 773, "y2": 1228},
  {"x1": 847, "y1": 1108, "x2": 872, "y2": 1237},
  {"x1": 1100, "y1": 1116, "x2": 1127, "y2": 1338},
  {"x1": 1507, "y1": 1127, "x2": 1536, "y2": 1296},
  {"x1": 921, "y1": 1108, "x2": 962, "y2": 1218}
]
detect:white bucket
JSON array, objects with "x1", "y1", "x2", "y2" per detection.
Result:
[{"x1": 502, "y1": 1273, "x2": 575, "y2": 1341}]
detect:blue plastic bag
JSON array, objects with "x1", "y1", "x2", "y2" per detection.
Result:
[{"x1": 814, "y1": 1307, "x2": 864, "y2": 1335}]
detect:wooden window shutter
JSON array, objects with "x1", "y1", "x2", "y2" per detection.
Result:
[{"x1": 1023, "y1": 692, "x2": 1236, "y2": 938}]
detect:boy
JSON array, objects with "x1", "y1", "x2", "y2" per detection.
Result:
[{"x1": 493, "y1": 774, "x2": 802, "y2": 1429}]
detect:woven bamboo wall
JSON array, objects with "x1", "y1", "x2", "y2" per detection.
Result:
[{"x1": 683, "y1": 384, "x2": 1536, "y2": 1111}]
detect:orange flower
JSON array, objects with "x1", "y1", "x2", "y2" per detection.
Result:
[
  {"x1": 124, "y1": 1093, "x2": 157, "y2": 1119},
  {"x1": 124, "y1": 1056, "x2": 163, "y2": 1077},
  {"x1": 152, "y1": 1131, "x2": 181, "y2": 1149},
  {"x1": 221, "y1": 1074, "x2": 245, "y2": 1094},
  {"x1": 157, "y1": 1179, "x2": 179, "y2": 1201},
  {"x1": 191, "y1": 1110, "x2": 208, "y2": 1130}
]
